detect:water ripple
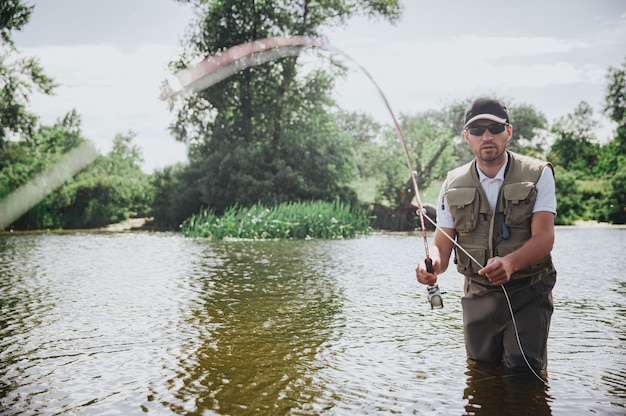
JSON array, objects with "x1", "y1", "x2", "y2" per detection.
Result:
[{"x1": 0, "y1": 230, "x2": 624, "y2": 415}]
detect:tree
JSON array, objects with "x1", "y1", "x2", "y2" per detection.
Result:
[
  {"x1": 63, "y1": 132, "x2": 153, "y2": 228},
  {"x1": 376, "y1": 109, "x2": 458, "y2": 208},
  {"x1": 552, "y1": 166, "x2": 585, "y2": 225},
  {"x1": 603, "y1": 164, "x2": 626, "y2": 224},
  {"x1": 3, "y1": 111, "x2": 152, "y2": 230},
  {"x1": 604, "y1": 56, "x2": 626, "y2": 155},
  {"x1": 0, "y1": 0, "x2": 56, "y2": 146},
  {"x1": 365, "y1": 103, "x2": 463, "y2": 230},
  {"x1": 507, "y1": 103, "x2": 548, "y2": 156},
  {"x1": 166, "y1": 0, "x2": 401, "y2": 217},
  {"x1": 150, "y1": 163, "x2": 201, "y2": 230},
  {"x1": 2, "y1": 110, "x2": 94, "y2": 229},
  {"x1": 336, "y1": 110, "x2": 383, "y2": 179},
  {"x1": 547, "y1": 101, "x2": 600, "y2": 177},
  {"x1": 604, "y1": 57, "x2": 626, "y2": 127}
]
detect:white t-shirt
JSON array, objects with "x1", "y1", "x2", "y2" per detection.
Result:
[{"x1": 436, "y1": 156, "x2": 557, "y2": 229}]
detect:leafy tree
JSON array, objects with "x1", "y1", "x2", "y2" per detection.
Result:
[
  {"x1": 1, "y1": 3, "x2": 153, "y2": 230},
  {"x1": 165, "y1": 0, "x2": 401, "y2": 219},
  {"x1": 150, "y1": 163, "x2": 202, "y2": 230},
  {"x1": 336, "y1": 110, "x2": 383, "y2": 179},
  {"x1": 3, "y1": 110, "x2": 94, "y2": 229},
  {"x1": 0, "y1": 0, "x2": 56, "y2": 146},
  {"x1": 602, "y1": 164, "x2": 626, "y2": 224},
  {"x1": 360, "y1": 103, "x2": 461, "y2": 230},
  {"x1": 376, "y1": 108, "x2": 458, "y2": 208},
  {"x1": 604, "y1": 57, "x2": 626, "y2": 132},
  {"x1": 552, "y1": 166, "x2": 585, "y2": 225},
  {"x1": 507, "y1": 103, "x2": 548, "y2": 156},
  {"x1": 66, "y1": 132, "x2": 153, "y2": 228},
  {"x1": 2, "y1": 111, "x2": 152, "y2": 230},
  {"x1": 547, "y1": 101, "x2": 600, "y2": 177},
  {"x1": 602, "y1": 56, "x2": 626, "y2": 171}
]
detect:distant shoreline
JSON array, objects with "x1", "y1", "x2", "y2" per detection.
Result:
[
  {"x1": 2, "y1": 218, "x2": 625, "y2": 235},
  {"x1": 0, "y1": 217, "x2": 155, "y2": 235},
  {"x1": 559, "y1": 220, "x2": 626, "y2": 228}
]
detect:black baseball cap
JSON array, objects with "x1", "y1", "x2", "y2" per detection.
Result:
[{"x1": 464, "y1": 98, "x2": 510, "y2": 128}]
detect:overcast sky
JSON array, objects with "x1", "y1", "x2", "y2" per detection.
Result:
[{"x1": 14, "y1": 0, "x2": 626, "y2": 172}]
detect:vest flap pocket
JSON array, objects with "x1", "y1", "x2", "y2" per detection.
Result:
[
  {"x1": 503, "y1": 182, "x2": 535, "y2": 204},
  {"x1": 446, "y1": 188, "x2": 480, "y2": 232},
  {"x1": 446, "y1": 187, "x2": 477, "y2": 207},
  {"x1": 455, "y1": 245, "x2": 487, "y2": 276}
]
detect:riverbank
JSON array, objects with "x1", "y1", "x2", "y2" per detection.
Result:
[
  {"x1": 0, "y1": 217, "x2": 155, "y2": 234},
  {"x1": 3, "y1": 217, "x2": 625, "y2": 235},
  {"x1": 100, "y1": 217, "x2": 153, "y2": 232},
  {"x1": 564, "y1": 220, "x2": 626, "y2": 228}
]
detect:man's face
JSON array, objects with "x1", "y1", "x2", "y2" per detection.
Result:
[{"x1": 463, "y1": 119, "x2": 513, "y2": 164}]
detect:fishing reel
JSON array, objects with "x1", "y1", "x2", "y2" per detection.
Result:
[
  {"x1": 427, "y1": 284, "x2": 444, "y2": 309},
  {"x1": 424, "y1": 258, "x2": 444, "y2": 309}
]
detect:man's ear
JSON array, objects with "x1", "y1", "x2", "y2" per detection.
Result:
[
  {"x1": 506, "y1": 124, "x2": 513, "y2": 141},
  {"x1": 464, "y1": 129, "x2": 470, "y2": 143}
]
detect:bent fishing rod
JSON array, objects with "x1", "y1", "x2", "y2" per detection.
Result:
[
  {"x1": 314, "y1": 41, "x2": 547, "y2": 383},
  {"x1": 161, "y1": 35, "x2": 461, "y2": 308},
  {"x1": 160, "y1": 36, "x2": 547, "y2": 383}
]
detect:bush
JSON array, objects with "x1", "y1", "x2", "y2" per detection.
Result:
[
  {"x1": 181, "y1": 200, "x2": 370, "y2": 240},
  {"x1": 554, "y1": 167, "x2": 585, "y2": 225},
  {"x1": 601, "y1": 164, "x2": 626, "y2": 223}
]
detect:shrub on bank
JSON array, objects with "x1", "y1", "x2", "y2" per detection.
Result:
[{"x1": 181, "y1": 200, "x2": 370, "y2": 240}]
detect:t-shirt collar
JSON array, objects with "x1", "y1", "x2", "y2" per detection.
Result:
[{"x1": 477, "y1": 153, "x2": 509, "y2": 182}]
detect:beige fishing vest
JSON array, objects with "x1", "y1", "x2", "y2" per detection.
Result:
[{"x1": 444, "y1": 151, "x2": 554, "y2": 284}]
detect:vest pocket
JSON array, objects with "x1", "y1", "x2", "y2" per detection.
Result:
[
  {"x1": 503, "y1": 182, "x2": 537, "y2": 227},
  {"x1": 495, "y1": 242, "x2": 519, "y2": 258},
  {"x1": 455, "y1": 245, "x2": 487, "y2": 276},
  {"x1": 446, "y1": 187, "x2": 480, "y2": 233}
]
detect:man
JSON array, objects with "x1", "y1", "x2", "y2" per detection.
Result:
[{"x1": 415, "y1": 97, "x2": 557, "y2": 372}]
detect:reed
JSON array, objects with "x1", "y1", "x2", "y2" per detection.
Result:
[{"x1": 181, "y1": 201, "x2": 370, "y2": 240}]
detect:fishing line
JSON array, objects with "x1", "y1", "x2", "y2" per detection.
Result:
[
  {"x1": 327, "y1": 43, "x2": 548, "y2": 385},
  {"x1": 160, "y1": 35, "x2": 547, "y2": 384}
]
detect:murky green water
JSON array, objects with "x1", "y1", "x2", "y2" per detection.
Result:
[{"x1": 0, "y1": 227, "x2": 624, "y2": 415}]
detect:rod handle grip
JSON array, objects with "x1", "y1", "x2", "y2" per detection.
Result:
[{"x1": 425, "y1": 257, "x2": 434, "y2": 274}]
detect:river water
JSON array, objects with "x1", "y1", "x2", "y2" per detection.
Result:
[{"x1": 0, "y1": 226, "x2": 624, "y2": 415}]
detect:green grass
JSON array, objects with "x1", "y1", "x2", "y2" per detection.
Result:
[{"x1": 181, "y1": 201, "x2": 370, "y2": 240}]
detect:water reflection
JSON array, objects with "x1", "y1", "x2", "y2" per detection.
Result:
[
  {"x1": 157, "y1": 240, "x2": 343, "y2": 414},
  {"x1": 463, "y1": 361, "x2": 552, "y2": 415}
]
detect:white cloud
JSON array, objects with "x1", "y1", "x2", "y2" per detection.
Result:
[
  {"x1": 25, "y1": 43, "x2": 188, "y2": 171},
  {"x1": 19, "y1": 5, "x2": 625, "y2": 171},
  {"x1": 326, "y1": 30, "x2": 618, "y2": 124}
]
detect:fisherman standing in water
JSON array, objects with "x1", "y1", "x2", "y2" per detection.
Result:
[{"x1": 415, "y1": 97, "x2": 557, "y2": 372}]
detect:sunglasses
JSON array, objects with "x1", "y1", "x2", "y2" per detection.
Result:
[{"x1": 466, "y1": 123, "x2": 508, "y2": 136}]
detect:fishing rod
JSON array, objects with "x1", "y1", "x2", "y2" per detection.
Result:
[
  {"x1": 161, "y1": 37, "x2": 442, "y2": 306},
  {"x1": 318, "y1": 44, "x2": 445, "y2": 309},
  {"x1": 320, "y1": 43, "x2": 546, "y2": 383},
  {"x1": 161, "y1": 36, "x2": 548, "y2": 383}
]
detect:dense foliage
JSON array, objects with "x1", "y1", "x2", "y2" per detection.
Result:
[
  {"x1": 0, "y1": 1, "x2": 153, "y2": 230},
  {"x1": 151, "y1": 0, "x2": 401, "y2": 228},
  {"x1": 0, "y1": 112, "x2": 153, "y2": 229},
  {"x1": 2, "y1": 1, "x2": 625, "y2": 233},
  {"x1": 0, "y1": 0, "x2": 56, "y2": 145}
]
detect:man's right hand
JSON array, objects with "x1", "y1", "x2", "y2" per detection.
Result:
[{"x1": 416, "y1": 259, "x2": 438, "y2": 286}]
